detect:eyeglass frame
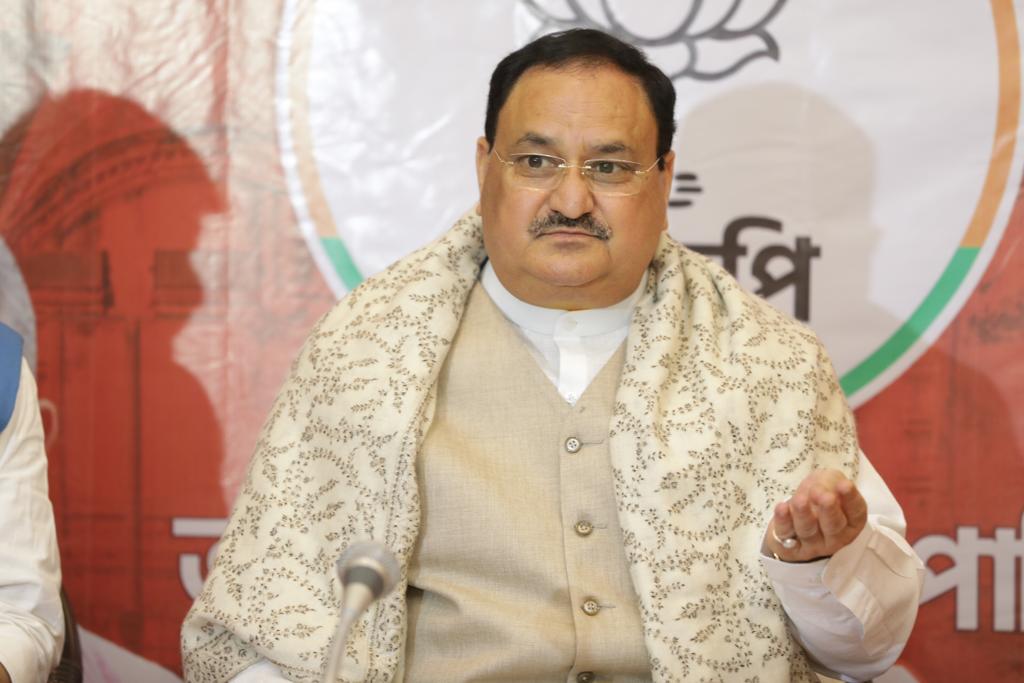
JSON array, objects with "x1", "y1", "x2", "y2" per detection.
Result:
[{"x1": 492, "y1": 149, "x2": 663, "y2": 196}]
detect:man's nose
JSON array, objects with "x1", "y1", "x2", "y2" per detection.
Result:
[{"x1": 546, "y1": 167, "x2": 596, "y2": 219}]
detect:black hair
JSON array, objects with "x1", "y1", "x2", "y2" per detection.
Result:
[{"x1": 484, "y1": 28, "x2": 676, "y2": 167}]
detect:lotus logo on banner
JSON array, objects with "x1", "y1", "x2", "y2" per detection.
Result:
[
  {"x1": 276, "y1": 0, "x2": 1023, "y2": 408},
  {"x1": 518, "y1": 0, "x2": 787, "y2": 82}
]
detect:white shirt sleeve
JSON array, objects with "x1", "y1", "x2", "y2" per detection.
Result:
[
  {"x1": 0, "y1": 360, "x2": 64, "y2": 683},
  {"x1": 760, "y1": 451, "x2": 925, "y2": 682},
  {"x1": 228, "y1": 659, "x2": 290, "y2": 682}
]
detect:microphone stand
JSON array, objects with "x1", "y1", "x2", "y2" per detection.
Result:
[{"x1": 322, "y1": 542, "x2": 399, "y2": 683}]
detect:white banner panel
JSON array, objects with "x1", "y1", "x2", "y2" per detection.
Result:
[{"x1": 277, "y1": 0, "x2": 1024, "y2": 407}]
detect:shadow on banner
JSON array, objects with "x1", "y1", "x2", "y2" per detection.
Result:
[{"x1": 0, "y1": 89, "x2": 227, "y2": 679}]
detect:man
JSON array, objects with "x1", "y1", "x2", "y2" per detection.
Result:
[
  {"x1": 0, "y1": 321, "x2": 64, "y2": 683},
  {"x1": 182, "y1": 29, "x2": 923, "y2": 682}
]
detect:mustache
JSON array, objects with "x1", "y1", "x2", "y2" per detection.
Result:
[{"x1": 529, "y1": 213, "x2": 611, "y2": 241}]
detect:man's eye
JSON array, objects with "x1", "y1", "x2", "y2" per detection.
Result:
[
  {"x1": 511, "y1": 155, "x2": 561, "y2": 176},
  {"x1": 591, "y1": 160, "x2": 637, "y2": 176}
]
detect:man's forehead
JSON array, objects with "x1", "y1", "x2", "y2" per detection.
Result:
[
  {"x1": 495, "y1": 64, "x2": 655, "y2": 150},
  {"x1": 511, "y1": 131, "x2": 636, "y2": 156}
]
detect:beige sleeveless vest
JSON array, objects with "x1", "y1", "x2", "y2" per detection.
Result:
[{"x1": 405, "y1": 283, "x2": 650, "y2": 682}]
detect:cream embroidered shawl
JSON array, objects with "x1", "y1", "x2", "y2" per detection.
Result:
[{"x1": 181, "y1": 212, "x2": 858, "y2": 682}]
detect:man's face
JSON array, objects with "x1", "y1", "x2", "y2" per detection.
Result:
[{"x1": 476, "y1": 63, "x2": 674, "y2": 310}]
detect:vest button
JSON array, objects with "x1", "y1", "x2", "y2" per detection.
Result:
[
  {"x1": 574, "y1": 520, "x2": 594, "y2": 537},
  {"x1": 565, "y1": 436, "x2": 582, "y2": 453},
  {"x1": 581, "y1": 598, "x2": 601, "y2": 616},
  {"x1": 577, "y1": 673, "x2": 595, "y2": 683}
]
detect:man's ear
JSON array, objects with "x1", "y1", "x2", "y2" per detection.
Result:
[{"x1": 475, "y1": 136, "x2": 491, "y2": 194}]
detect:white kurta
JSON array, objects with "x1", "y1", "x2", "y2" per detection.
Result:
[{"x1": 0, "y1": 359, "x2": 64, "y2": 683}]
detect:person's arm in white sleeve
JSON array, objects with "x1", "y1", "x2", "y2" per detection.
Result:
[
  {"x1": 761, "y1": 452, "x2": 924, "y2": 681},
  {"x1": 0, "y1": 360, "x2": 64, "y2": 683}
]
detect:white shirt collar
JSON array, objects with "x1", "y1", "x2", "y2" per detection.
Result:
[{"x1": 480, "y1": 260, "x2": 647, "y2": 337}]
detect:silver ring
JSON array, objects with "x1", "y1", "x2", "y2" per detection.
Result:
[{"x1": 772, "y1": 528, "x2": 799, "y2": 550}]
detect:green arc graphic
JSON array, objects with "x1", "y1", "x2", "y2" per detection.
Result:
[
  {"x1": 322, "y1": 236, "x2": 365, "y2": 291},
  {"x1": 839, "y1": 247, "x2": 980, "y2": 396}
]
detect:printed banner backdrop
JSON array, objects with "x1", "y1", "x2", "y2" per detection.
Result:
[{"x1": 0, "y1": 1, "x2": 1021, "y2": 681}]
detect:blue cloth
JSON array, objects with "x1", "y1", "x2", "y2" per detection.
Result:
[{"x1": 0, "y1": 322, "x2": 24, "y2": 432}]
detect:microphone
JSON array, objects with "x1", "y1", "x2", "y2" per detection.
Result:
[{"x1": 322, "y1": 541, "x2": 400, "y2": 683}]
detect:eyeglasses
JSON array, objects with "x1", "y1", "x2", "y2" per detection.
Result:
[{"x1": 493, "y1": 150, "x2": 661, "y2": 196}]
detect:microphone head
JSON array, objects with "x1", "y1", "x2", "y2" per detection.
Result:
[{"x1": 336, "y1": 541, "x2": 400, "y2": 600}]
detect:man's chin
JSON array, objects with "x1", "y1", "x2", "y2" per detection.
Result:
[
  {"x1": 527, "y1": 269, "x2": 609, "y2": 306},
  {"x1": 531, "y1": 259, "x2": 605, "y2": 288}
]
